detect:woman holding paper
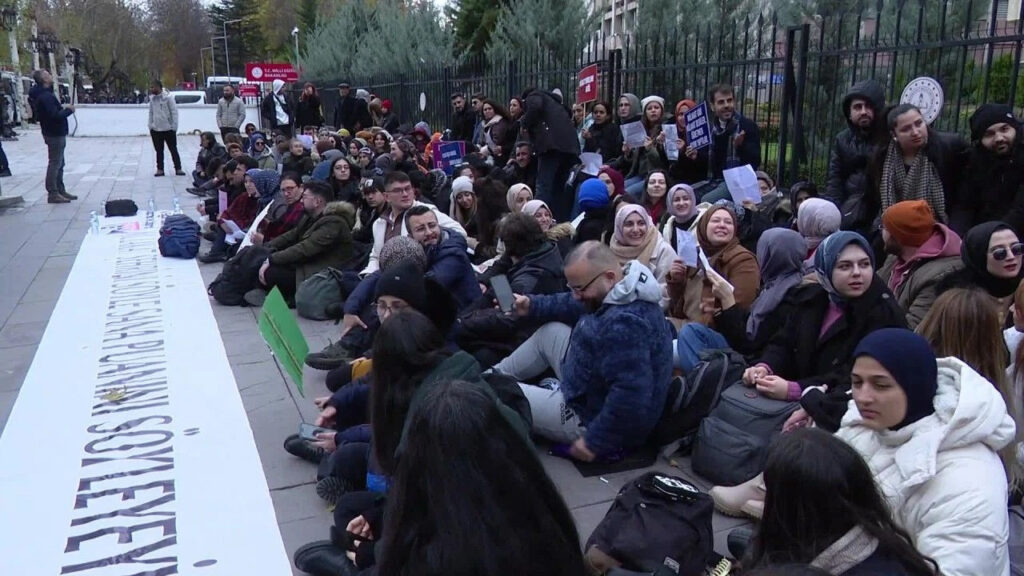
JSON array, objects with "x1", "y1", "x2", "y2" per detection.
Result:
[
  {"x1": 619, "y1": 95, "x2": 671, "y2": 197},
  {"x1": 609, "y1": 203, "x2": 677, "y2": 309},
  {"x1": 666, "y1": 204, "x2": 760, "y2": 326},
  {"x1": 581, "y1": 101, "x2": 623, "y2": 163},
  {"x1": 661, "y1": 183, "x2": 711, "y2": 252},
  {"x1": 667, "y1": 99, "x2": 710, "y2": 186}
]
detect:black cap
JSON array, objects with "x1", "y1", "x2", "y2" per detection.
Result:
[
  {"x1": 374, "y1": 261, "x2": 426, "y2": 311},
  {"x1": 970, "y1": 103, "x2": 1018, "y2": 141}
]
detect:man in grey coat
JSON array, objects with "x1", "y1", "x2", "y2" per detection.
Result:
[
  {"x1": 147, "y1": 81, "x2": 183, "y2": 177},
  {"x1": 216, "y1": 84, "x2": 246, "y2": 140}
]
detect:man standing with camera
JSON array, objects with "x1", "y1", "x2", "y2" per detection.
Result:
[{"x1": 29, "y1": 69, "x2": 76, "y2": 204}]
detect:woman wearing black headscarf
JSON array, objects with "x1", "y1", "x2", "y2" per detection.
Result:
[{"x1": 939, "y1": 220, "x2": 1023, "y2": 321}]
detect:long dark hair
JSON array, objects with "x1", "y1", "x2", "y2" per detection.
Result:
[
  {"x1": 370, "y1": 311, "x2": 449, "y2": 474},
  {"x1": 745, "y1": 429, "x2": 937, "y2": 575},
  {"x1": 376, "y1": 379, "x2": 587, "y2": 576}
]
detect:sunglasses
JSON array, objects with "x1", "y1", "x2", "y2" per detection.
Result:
[{"x1": 991, "y1": 243, "x2": 1024, "y2": 261}]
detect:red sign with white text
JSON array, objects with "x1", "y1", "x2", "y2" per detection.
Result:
[
  {"x1": 577, "y1": 64, "x2": 599, "y2": 104},
  {"x1": 245, "y1": 62, "x2": 298, "y2": 83},
  {"x1": 237, "y1": 83, "x2": 260, "y2": 97}
]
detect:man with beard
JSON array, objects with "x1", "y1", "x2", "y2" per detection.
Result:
[
  {"x1": 331, "y1": 82, "x2": 356, "y2": 132},
  {"x1": 876, "y1": 200, "x2": 963, "y2": 329},
  {"x1": 700, "y1": 84, "x2": 761, "y2": 203},
  {"x1": 216, "y1": 84, "x2": 246, "y2": 141},
  {"x1": 495, "y1": 141, "x2": 538, "y2": 191},
  {"x1": 825, "y1": 79, "x2": 886, "y2": 233},
  {"x1": 449, "y1": 92, "x2": 475, "y2": 142},
  {"x1": 951, "y1": 103, "x2": 1024, "y2": 236},
  {"x1": 491, "y1": 241, "x2": 673, "y2": 462},
  {"x1": 405, "y1": 205, "x2": 481, "y2": 310}
]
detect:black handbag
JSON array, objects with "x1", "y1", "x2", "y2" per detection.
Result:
[{"x1": 105, "y1": 199, "x2": 138, "y2": 217}]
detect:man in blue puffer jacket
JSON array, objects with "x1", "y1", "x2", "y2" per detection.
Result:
[{"x1": 493, "y1": 240, "x2": 674, "y2": 462}]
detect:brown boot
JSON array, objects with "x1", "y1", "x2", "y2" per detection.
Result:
[
  {"x1": 710, "y1": 473, "x2": 765, "y2": 518},
  {"x1": 48, "y1": 194, "x2": 70, "y2": 204}
]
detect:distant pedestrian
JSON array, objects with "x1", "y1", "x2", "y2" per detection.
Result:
[
  {"x1": 147, "y1": 81, "x2": 184, "y2": 177},
  {"x1": 217, "y1": 84, "x2": 246, "y2": 141},
  {"x1": 261, "y1": 79, "x2": 293, "y2": 138},
  {"x1": 29, "y1": 69, "x2": 76, "y2": 204}
]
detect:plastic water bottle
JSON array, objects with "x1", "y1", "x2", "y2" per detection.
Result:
[
  {"x1": 172, "y1": 191, "x2": 181, "y2": 214},
  {"x1": 148, "y1": 195, "x2": 156, "y2": 213},
  {"x1": 90, "y1": 211, "x2": 99, "y2": 235}
]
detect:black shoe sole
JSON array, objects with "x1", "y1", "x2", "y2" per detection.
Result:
[
  {"x1": 293, "y1": 541, "x2": 357, "y2": 576},
  {"x1": 283, "y1": 433, "x2": 326, "y2": 464},
  {"x1": 305, "y1": 355, "x2": 350, "y2": 371},
  {"x1": 315, "y1": 476, "x2": 351, "y2": 506}
]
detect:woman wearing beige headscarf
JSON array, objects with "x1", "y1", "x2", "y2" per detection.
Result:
[{"x1": 609, "y1": 203, "x2": 677, "y2": 309}]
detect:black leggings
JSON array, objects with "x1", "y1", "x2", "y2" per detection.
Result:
[{"x1": 261, "y1": 264, "x2": 297, "y2": 301}]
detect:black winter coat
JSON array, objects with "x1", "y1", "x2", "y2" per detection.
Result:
[
  {"x1": 450, "y1": 108, "x2": 475, "y2": 143},
  {"x1": 713, "y1": 295, "x2": 799, "y2": 360},
  {"x1": 756, "y1": 279, "x2": 907, "y2": 432},
  {"x1": 295, "y1": 95, "x2": 324, "y2": 128},
  {"x1": 825, "y1": 79, "x2": 886, "y2": 232},
  {"x1": 709, "y1": 113, "x2": 760, "y2": 179},
  {"x1": 951, "y1": 138, "x2": 1024, "y2": 237},
  {"x1": 332, "y1": 95, "x2": 356, "y2": 131},
  {"x1": 521, "y1": 89, "x2": 580, "y2": 156},
  {"x1": 583, "y1": 120, "x2": 623, "y2": 163}
]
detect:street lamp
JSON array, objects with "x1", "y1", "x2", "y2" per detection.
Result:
[
  {"x1": 291, "y1": 27, "x2": 299, "y2": 66},
  {"x1": 200, "y1": 46, "x2": 212, "y2": 85},
  {"x1": 0, "y1": 7, "x2": 17, "y2": 31},
  {"x1": 222, "y1": 18, "x2": 242, "y2": 81}
]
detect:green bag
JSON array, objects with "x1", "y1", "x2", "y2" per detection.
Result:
[{"x1": 295, "y1": 267, "x2": 346, "y2": 320}]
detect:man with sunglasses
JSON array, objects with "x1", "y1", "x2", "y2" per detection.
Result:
[
  {"x1": 878, "y1": 200, "x2": 964, "y2": 329},
  {"x1": 490, "y1": 241, "x2": 674, "y2": 463}
]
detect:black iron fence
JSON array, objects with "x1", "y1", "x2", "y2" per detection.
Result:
[{"x1": 307, "y1": 0, "x2": 1024, "y2": 188}]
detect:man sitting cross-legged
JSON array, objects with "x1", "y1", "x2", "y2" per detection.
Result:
[{"x1": 492, "y1": 241, "x2": 674, "y2": 462}]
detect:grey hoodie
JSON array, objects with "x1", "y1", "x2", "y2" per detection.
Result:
[
  {"x1": 148, "y1": 90, "x2": 178, "y2": 132},
  {"x1": 604, "y1": 260, "x2": 663, "y2": 306}
]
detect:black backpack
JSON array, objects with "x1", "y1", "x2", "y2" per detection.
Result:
[
  {"x1": 650, "y1": 349, "x2": 746, "y2": 450},
  {"x1": 586, "y1": 472, "x2": 713, "y2": 575},
  {"x1": 158, "y1": 214, "x2": 201, "y2": 259},
  {"x1": 207, "y1": 245, "x2": 270, "y2": 306}
]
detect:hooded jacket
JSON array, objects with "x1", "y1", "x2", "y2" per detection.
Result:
[
  {"x1": 952, "y1": 124, "x2": 1024, "y2": 237},
  {"x1": 425, "y1": 230, "x2": 482, "y2": 311},
  {"x1": 837, "y1": 357, "x2": 1015, "y2": 576},
  {"x1": 526, "y1": 261, "x2": 674, "y2": 456},
  {"x1": 877, "y1": 224, "x2": 964, "y2": 329},
  {"x1": 825, "y1": 80, "x2": 886, "y2": 231},
  {"x1": 267, "y1": 201, "x2": 357, "y2": 286},
  {"x1": 148, "y1": 89, "x2": 178, "y2": 132},
  {"x1": 29, "y1": 83, "x2": 72, "y2": 137}
]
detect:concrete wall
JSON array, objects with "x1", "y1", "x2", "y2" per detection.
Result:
[{"x1": 68, "y1": 104, "x2": 262, "y2": 138}]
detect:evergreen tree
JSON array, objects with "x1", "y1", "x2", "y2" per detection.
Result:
[
  {"x1": 207, "y1": 0, "x2": 262, "y2": 78},
  {"x1": 485, "y1": 0, "x2": 598, "y2": 67},
  {"x1": 450, "y1": 0, "x2": 506, "y2": 59}
]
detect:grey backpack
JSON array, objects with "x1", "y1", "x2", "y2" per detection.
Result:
[
  {"x1": 691, "y1": 384, "x2": 798, "y2": 486},
  {"x1": 295, "y1": 268, "x2": 346, "y2": 320}
]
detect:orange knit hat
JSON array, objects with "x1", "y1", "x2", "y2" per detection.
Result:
[{"x1": 882, "y1": 200, "x2": 936, "y2": 247}]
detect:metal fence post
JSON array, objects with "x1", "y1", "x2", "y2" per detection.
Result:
[
  {"x1": 777, "y1": 27, "x2": 797, "y2": 186},
  {"x1": 507, "y1": 58, "x2": 517, "y2": 101},
  {"x1": 791, "y1": 24, "x2": 810, "y2": 183}
]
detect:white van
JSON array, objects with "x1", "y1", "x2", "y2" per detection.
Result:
[{"x1": 168, "y1": 91, "x2": 208, "y2": 105}]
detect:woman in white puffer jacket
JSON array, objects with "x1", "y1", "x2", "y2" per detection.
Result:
[{"x1": 837, "y1": 328, "x2": 1016, "y2": 576}]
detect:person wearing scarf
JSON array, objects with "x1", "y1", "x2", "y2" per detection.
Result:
[
  {"x1": 574, "y1": 178, "x2": 612, "y2": 244},
  {"x1": 666, "y1": 205, "x2": 759, "y2": 326},
  {"x1": 667, "y1": 99, "x2": 710, "y2": 185},
  {"x1": 876, "y1": 103, "x2": 968, "y2": 224},
  {"x1": 260, "y1": 173, "x2": 306, "y2": 242},
  {"x1": 661, "y1": 183, "x2": 711, "y2": 253},
  {"x1": 598, "y1": 166, "x2": 625, "y2": 198},
  {"x1": 448, "y1": 176, "x2": 478, "y2": 241},
  {"x1": 743, "y1": 231, "x2": 906, "y2": 431},
  {"x1": 609, "y1": 203, "x2": 677, "y2": 309},
  {"x1": 507, "y1": 183, "x2": 533, "y2": 213},
  {"x1": 621, "y1": 95, "x2": 670, "y2": 196},
  {"x1": 939, "y1": 220, "x2": 1024, "y2": 318},
  {"x1": 674, "y1": 228, "x2": 807, "y2": 371},
  {"x1": 522, "y1": 199, "x2": 575, "y2": 257},
  {"x1": 640, "y1": 169, "x2": 670, "y2": 224},
  {"x1": 797, "y1": 197, "x2": 842, "y2": 272}
]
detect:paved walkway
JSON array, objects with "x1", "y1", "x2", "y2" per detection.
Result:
[{"x1": 0, "y1": 127, "x2": 748, "y2": 574}]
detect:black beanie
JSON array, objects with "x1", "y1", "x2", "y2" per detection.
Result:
[
  {"x1": 374, "y1": 261, "x2": 426, "y2": 311},
  {"x1": 970, "y1": 103, "x2": 1018, "y2": 141},
  {"x1": 853, "y1": 328, "x2": 938, "y2": 430}
]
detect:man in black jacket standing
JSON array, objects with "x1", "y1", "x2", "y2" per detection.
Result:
[
  {"x1": 29, "y1": 69, "x2": 76, "y2": 203},
  {"x1": 520, "y1": 88, "x2": 580, "y2": 222},
  {"x1": 825, "y1": 79, "x2": 886, "y2": 233},
  {"x1": 449, "y1": 92, "x2": 474, "y2": 142},
  {"x1": 332, "y1": 82, "x2": 356, "y2": 132},
  {"x1": 951, "y1": 103, "x2": 1024, "y2": 236}
]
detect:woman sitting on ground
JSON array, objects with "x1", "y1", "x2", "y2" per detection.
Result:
[
  {"x1": 674, "y1": 228, "x2": 807, "y2": 371},
  {"x1": 639, "y1": 169, "x2": 670, "y2": 224},
  {"x1": 660, "y1": 183, "x2": 711, "y2": 252},
  {"x1": 742, "y1": 427, "x2": 939, "y2": 576},
  {"x1": 522, "y1": 199, "x2": 574, "y2": 258},
  {"x1": 507, "y1": 183, "x2": 533, "y2": 213},
  {"x1": 836, "y1": 328, "x2": 1015, "y2": 576},
  {"x1": 666, "y1": 204, "x2": 759, "y2": 325},
  {"x1": 609, "y1": 203, "x2": 678, "y2": 309},
  {"x1": 797, "y1": 197, "x2": 842, "y2": 268},
  {"x1": 281, "y1": 138, "x2": 315, "y2": 179},
  {"x1": 327, "y1": 156, "x2": 361, "y2": 203},
  {"x1": 940, "y1": 220, "x2": 1024, "y2": 321}
]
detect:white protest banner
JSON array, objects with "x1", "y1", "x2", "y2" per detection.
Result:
[
  {"x1": 684, "y1": 102, "x2": 712, "y2": 150},
  {"x1": 723, "y1": 164, "x2": 762, "y2": 205},
  {"x1": 0, "y1": 213, "x2": 291, "y2": 575},
  {"x1": 620, "y1": 120, "x2": 647, "y2": 149},
  {"x1": 241, "y1": 199, "x2": 275, "y2": 250},
  {"x1": 676, "y1": 229, "x2": 698, "y2": 267},
  {"x1": 662, "y1": 124, "x2": 680, "y2": 161}
]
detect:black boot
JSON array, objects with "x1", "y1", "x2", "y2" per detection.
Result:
[
  {"x1": 59, "y1": 190, "x2": 78, "y2": 200},
  {"x1": 48, "y1": 194, "x2": 70, "y2": 204},
  {"x1": 283, "y1": 433, "x2": 325, "y2": 464},
  {"x1": 293, "y1": 541, "x2": 358, "y2": 576}
]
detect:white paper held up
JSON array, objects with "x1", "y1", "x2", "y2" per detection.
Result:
[
  {"x1": 697, "y1": 246, "x2": 735, "y2": 294},
  {"x1": 676, "y1": 230, "x2": 698, "y2": 267},
  {"x1": 662, "y1": 124, "x2": 680, "y2": 161},
  {"x1": 580, "y1": 152, "x2": 603, "y2": 176},
  {"x1": 240, "y1": 200, "x2": 275, "y2": 250},
  {"x1": 620, "y1": 121, "x2": 647, "y2": 149},
  {"x1": 723, "y1": 164, "x2": 762, "y2": 205}
]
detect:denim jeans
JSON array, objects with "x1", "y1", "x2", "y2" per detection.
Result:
[
  {"x1": 535, "y1": 151, "x2": 578, "y2": 222},
  {"x1": 624, "y1": 176, "x2": 645, "y2": 197},
  {"x1": 675, "y1": 323, "x2": 730, "y2": 372},
  {"x1": 43, "y1": 135, "x2": 66, "y2": 196}
]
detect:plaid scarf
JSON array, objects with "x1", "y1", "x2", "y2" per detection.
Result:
[{"x1": 880, "y1": 143, "x2": 947, "y2": 222}]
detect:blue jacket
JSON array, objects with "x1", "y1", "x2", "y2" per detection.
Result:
[
  {"x1": 528, "y1": 266, "x2": 673, "y2": 456},
  {"x1": 425, "y1": 231, "x2": 480, "y2": 311},
  {"x1": 29, "y1": 84, "x2": 71, "y2": 137}
]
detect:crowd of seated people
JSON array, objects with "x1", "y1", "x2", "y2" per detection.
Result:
[{"x1": 186, "y1": 79, "x2": 1024, "y2": 576}]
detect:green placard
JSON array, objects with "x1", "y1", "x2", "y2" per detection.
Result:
[{"x1": 258, "y1": 286, "x2": 309, "y2": 396}]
